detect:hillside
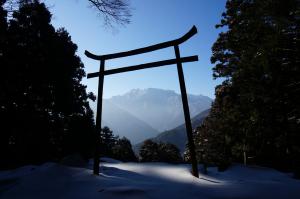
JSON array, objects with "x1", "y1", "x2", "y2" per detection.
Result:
[
  {"x1": 107, "y1": 88, "x2": 212, "y2": 132},
  {"x1": 102, "y1": 100, "x2": 159, "y2": 144},
  {"x1": 134, "y1": 109, "x2": 210, "y2": 154},
  {"x1": 90, "y1": 88, "x2": 212, "y2": 143}
]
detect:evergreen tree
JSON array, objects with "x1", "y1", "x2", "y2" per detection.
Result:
[
  {"x1": 98, "y1": 127, "x2": 137, "y2": 161},
  {"x1": 63, "y1": 108, "x2": 95, "y2": 160},
  {"x1": 139, "y1": 140, "x2": 160, "y2": 162},
  {"x1": 158, "y1": 142, "x2": 183, "y2": 164},
  {"x1": 112, "y1": 137, "x2": 137, "y2": 162},
  {"x1": 100, "y1": 126, "x2": 118, "y2": 157},
  {"x1": 194, "y1": 0, "x2": 300, "y2": 174},
  {"x1": 139, "y1": 140, "x2": 183, "y2": 163},
  {"x1": 0, "y1": 0, "x2": 10, "y2": 168},
  {"x1": 0, "y1": 1, "x2": 95, "y2": 168},
  {"x1": 0, "y1": 1, "x2": 6, "y2": 40}
]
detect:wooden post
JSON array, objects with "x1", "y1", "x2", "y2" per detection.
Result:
[
  {"x1": 174, "y1": 45, "x2": 199, "y2": 178},
  {"x1": 93, "y1": 59, "x2": 105, "y2": 175}
]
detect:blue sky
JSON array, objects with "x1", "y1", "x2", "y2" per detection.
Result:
[{"x1": 44, "y1": 0, "x2": 226, "y2": 99}]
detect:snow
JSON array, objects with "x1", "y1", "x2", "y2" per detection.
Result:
[{"x1": 0, "y1": 158, "x2": 299, "y2": 199}]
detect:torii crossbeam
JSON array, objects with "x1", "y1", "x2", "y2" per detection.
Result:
[{"x1": 86, "y1": 26, "x2": 200, "y2": 178}]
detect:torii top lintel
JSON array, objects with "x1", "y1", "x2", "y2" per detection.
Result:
[{"x1": 85, "y1": 25, "x2": 197, "y2": 61}]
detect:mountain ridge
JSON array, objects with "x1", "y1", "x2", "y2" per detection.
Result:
[
  {"x1": 107, "y1": 88, "x2": 212, "y2": 132},
  {"x1": 90, "y1": 88, "x2": 212, "y2": 144},
  {"x1": 134, "y1": 109, "x2": 210, "y2": 154}
]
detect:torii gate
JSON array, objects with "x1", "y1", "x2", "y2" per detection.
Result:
[{"x1": 86, "y1": 26, "x2": 199, "y2": 178}]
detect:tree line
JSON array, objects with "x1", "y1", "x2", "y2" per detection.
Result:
[
  {"x1": 0, "y1": 0, "x2": 182, "y2": 168},
  {"x1": 99, "y1": 126, "x2": 183, "y2": 163},
  {"x1": 0, "y1": 0, "x2": 97, "y2": 168},
  {"x1": 184, "y1": 0, "x2": 300, "y2": 177},
  {"x1": 0, "y1": 0, "x2": 139, "y2": 169}
]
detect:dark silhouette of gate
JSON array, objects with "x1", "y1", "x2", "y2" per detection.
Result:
[{"x1": 86, "y1": 26, "x2": 200, "y2": 177}]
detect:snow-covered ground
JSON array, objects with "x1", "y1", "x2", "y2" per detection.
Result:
[{"x1": 0, "y1": 158, "x2": 299, "y2": 199}]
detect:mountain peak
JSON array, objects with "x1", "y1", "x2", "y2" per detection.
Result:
[
  {"x1": 111, "y1": 88, "x2": 211, "y2": 100},
  {"x1": 106, "y1": 88, "x2": 212, "y2": 132},
  {"x1": 122, "y1": 88, "x2": 177, "y2": 98}
]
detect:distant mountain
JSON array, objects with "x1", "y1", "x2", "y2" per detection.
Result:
[
  {"x1": 102, "y1": 100, "x2": 159, "y2": 144},
  {"x1": 134, "y1": 109, "x2": 210, "y2": 154},
  {"x1": 90, "y1": 88, "x2": 212, "y2": 144},
  {"x1": 107, "y1": 88, "x2": 212, "y2": 132}
]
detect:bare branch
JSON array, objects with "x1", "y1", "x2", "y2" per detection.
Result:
[
  {"x1": 87, "y1": 0, "x2": 131, "y2": 27},
  {"x1": 3, "y1": 0, "x2": 132, "y2": 27}
]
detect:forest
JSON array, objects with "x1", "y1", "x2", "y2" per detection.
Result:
[
  {"x1": 186, "y1": 0, "x2": 300, "y2": 178},
  {"x1": 0, "y1": 0, "x2": 299, "y2": 181}
]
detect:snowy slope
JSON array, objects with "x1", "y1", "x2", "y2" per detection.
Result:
[{"x1": 0, "y1": 159, "x2": 299, "y2": 199}]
